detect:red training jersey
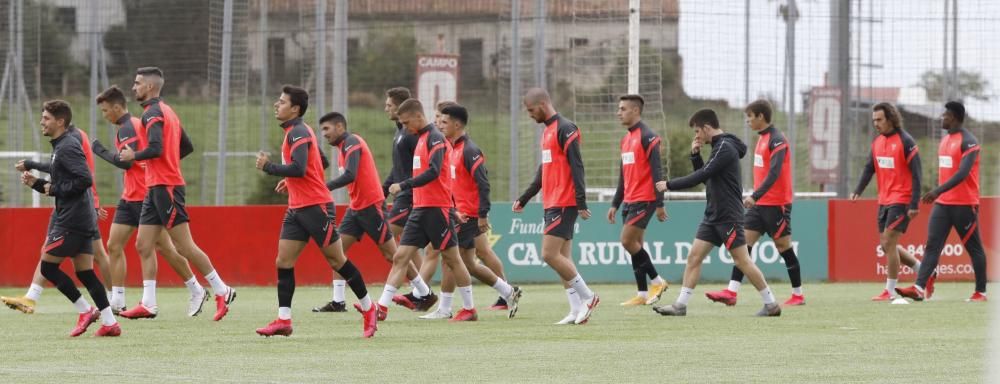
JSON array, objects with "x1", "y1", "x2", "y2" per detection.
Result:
[
  {"x1": 870, "y1": 130, "x2": 919, "y2": 206},
  {"x1": 752, "y1": 126, "x2": 792, "y2": 206},
  {"x1": 335, "y1": 133, "x2": 384, "y2": 210},
  {"x1": 280, "y1": 119, "x2": 334, "y2": 208},
  {"x1": 411, "y1": 125, "x2": 453, "y2": 208},
  {"x1": 140, "y1": 98, "x2": 185, "y2": 186},
  {"x1": 936, "y1": 129, "x2": 980, "y2": 205}
]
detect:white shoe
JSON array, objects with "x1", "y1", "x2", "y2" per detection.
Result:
[
  {"x1": 574, "y1": 293, "x2": 600, "y2": 324},
  {"x1": 187, "y1": 287, "x2": 208, "y2": 317},
  {"x1": 418, "y1": 309, "x2": 452, "y2": 320},
  {"x1": 554, "y1": 313, "x2": 577, "y2": 325}
]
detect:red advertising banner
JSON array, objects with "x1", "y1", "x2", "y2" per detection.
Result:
[
  {"x1": 828, "y1": 198, "x2": 999, "y2": 282},
  {"x1": 0, "y1": 206, "x2": 389, "y2": 287}
]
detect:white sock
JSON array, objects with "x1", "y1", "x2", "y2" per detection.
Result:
[
  {"x1": 566, "y1": 288, "x2": 581, "y2": 315},
  {"x1": 676, "y1": 287, "x2": 694, "y2": 306},
  {"x1": 885, "y1": 279, "x2": 897, "y2": 293},
  {"x1": 358, "y1": 295, "x2": 372, "y2": 311},
  {"x1": 332, "y1": 280, "x2": 346, "y2": 302},
  {"x1": 439, "y1": 292, "x2": 454, "y2": 313},
  {"x1": 378, "y1": 284, "x2": 398, "y2": 307},
  {"x1": 651, "y1": 276, "x2": 666, "y2": 285},
  {"x1": 759, "y1": 286, "x2": 776, "y2": 305},
  {"x1": 111, "y1": 286, "x2": 125, "y2": 307},
  {"x1": 410, "y1": 276, "x2": 430, "y2": 298},
  {"x1": 458, "y1": 286, "x2": 474, "y2": 310},
  {"x1": 491, "y1": 279, "x2": 513, "y2": 299},
  {"x1": 141, "y1": 280, "x2": 157, "y2": 307},
  {"x1": 73, "y1": 297, "x2": 91, "y2": 314},
  {"x1": 727, "y1": 280, "x2": 742, "y2": 293},
  {"x1": 184, "y1": 277, "x2": 203, "y2": 295},
  {"x1": 637, "y1": 291, "x2": 648, "y2": 298},
  {"x1": 204, "y1": 270, "x2": 230, "y2": 296},
  {"x1": 99, "y1": 307, "x2": 116, "y2": 326},
  {"x1": 106, "y1": 291, "x2": 113, "y2": 303},
  {"x1": 792, "y1": 286, "x2": 803, "y2": 295},
  {"x1": 278, "y1": 307, "x2": 292, "y2": 320},
  {"x1": 25, "y1": 283, "x2": 43, "y2": 301},
  {"x1": 568, "y1": 275, "x2": 593, "y2": 300}
]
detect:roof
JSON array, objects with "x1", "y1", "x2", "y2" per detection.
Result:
[{"x1": 256, "y1": 0, "x2": 679, "y2": 20}]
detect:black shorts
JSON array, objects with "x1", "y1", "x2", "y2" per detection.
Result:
[
  {"x1": 280, "y1": 203, "x2": 339, "y2": 247},
  {"x1": 140, "y1": 186, "x2": 190, "y2": 229},
  {"x1": 744, "y1": 204, "x2": 792, "y2": 238},
  {"x1": 456, "y1": 218, "x2": 483, "y2": 250},
  {"x1": 339, "y1": 204, "x2": 392, "y2": 244},
  {"x1": 621, "y1": 202, "x2": 657, "y2": 229},
  {"x1": 399, "y1": 207, "x2": 458, "y2": 250},
  {"x1": 43, "y1": 229, "x2": 94, "y2": 257},
  {"x1": 696, "y1": 222, "x2": 747, "y2": 250},
  {"x1": 878, "y1": 204, "x2": 910, "y2": 233},
  {"x1": 387, "y1": 194, "x2": 412, "y2": 227},
  {"x1": 544, "y1": 207, "x2": 578, "y2": 240},
  {"x1": 113, "y1": 199, "x2": 144, "y2": 227}
]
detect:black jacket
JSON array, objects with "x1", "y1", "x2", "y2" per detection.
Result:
[
  {"x1": 667, "y1": 133, "x2": 748, "y2": 224},
  {"x1": 32, "y1": 132, "x2": 96, "y2": 235}
]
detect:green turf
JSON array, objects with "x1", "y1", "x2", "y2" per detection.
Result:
[{"x1": 0, "y1": 283, "x2": 991, "y2": 383}]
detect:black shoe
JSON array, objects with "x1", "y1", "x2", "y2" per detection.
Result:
[
  {"x1": 312, "y1": 301, "x2": 347, "y2": 313},
  {"x1": 413, "y1": 292, "x2": 439, "y2": 312}
]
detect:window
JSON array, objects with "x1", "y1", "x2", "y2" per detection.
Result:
[{"x1": 55, "y1": 7, "x2": 76, "y2": 31}]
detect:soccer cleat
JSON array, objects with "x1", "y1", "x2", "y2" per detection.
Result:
[
  {"x1": 312, "y1": 301, "x2": 347, "y2": 313},
  {"x1": 620, "y1": 295, "x2": 647, "y2": 307},
  {"x1": 94, "y1": 323, "x2": 122, "y2": 337},
  {"x1": 506, "y1": 286, "x2": 522, "y2": 319},
  {"x1": 871, "y1": 289, "x2": 895, "y2": 301},
  {"x1": 255, "y1": 319, "x2": 293, "y2": 337},
  {"x1": 213, "y1": 287, "x2": 237, "y2": 321},
  {"x1": 653, "y1": 303, "x2": 687, "y2": 316},
  {"x1": 111, "y1": 305, "x2": 127, "y2": 316},
  {"x1": 705, "y1": 289, "x2": 738, "y2": 306},
  {"x1": 966, "y1": 292, "x2": 988, "y2": 302},
  {"x1": 554, "y1": 313, "x2": 578, "y2": 325},
  {"x1": 119, "y1": 303, "x2": 159, "y2": 319},
  {"x1": 360, "y1": 304, "x2": 378, "y2": 338},
  {"x1": 355, "y1": 303, "x2": 389, "y2": 321},
  {"x1": 645, "y1": 282, "x2": 669, "y2": 305},
  {"x1": 392, "y1": 293, "x2": 418, "y2": 310},
  {"x1": 418, "y1": 309, "x2": 453, "y2": 320},
  {"x1": 450, "y1": 308, "x2": 478, "y2": 322},
  {"x1": 782, "y1": 294, "x2": 806, "y2": 307},
  {"x1": 488, "y1": 296, "x2": 508, "y2": 310},
  {"x1": 925, "y1": 273, "x2": 937, "y2": 300},
  {"x1": 574, "y1": 294, "x2": 600, "y2": 324},
  {"x1": 756, "y1": 303, "x2": 782, "y2": 317},
  {"x1": 894, "y1": 286, "x2": 924, "y2": 301},
  {"x1": 413, "y1": 292, "x2": 439, "y2": 312},
  {"x1": 70, "y1": 308, "x2": 100, "y2": 337},
  {"x1": 1, "y1": 295, "x2": 36, "y2": 314},
  {"x1": 188, "y1": 287, "x2": 208, "y2": 317}
]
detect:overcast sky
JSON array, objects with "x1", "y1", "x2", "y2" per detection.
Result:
[{"x1": 678, "y1": 0, "x2": 1000, "y2": 121}]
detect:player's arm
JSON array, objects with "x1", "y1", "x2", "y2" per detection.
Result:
[
  {"x1": 611, "y1": 160, "x2": 625, "y2": 209},
  {"x1": 750, "y1": 142, "x2": 788, "y2": 202},
  {"x1": 930, "y1": 141, "x2": 978, "y2": 196},
  {"x1": 263, "y1": 128, "x2": 310, "y2": 177},
  {"x1": 318, "y1": 146, "x2": 331, "y2": 170},
  {"x1": 853, "y1": 150, "x2": 876, "y2": 196},
  {"x1": 399, "y1": 140, "x2": 445, "y2": 190},
  {"x1": 667, "y1": 141, "x2": 736, "y2": 191},
  {"x1": 179, "y1": 127, "x2": 194, "y2": 159},
  {"x1": 46, "y1": 144, "x2": 93, "y2": 198},
  {"x1": 134, "y1": 114, "x2": 164, "y2": 160},
  {"x1": 466, "y1": 146, "x2": 491, "y2": 217},
  {"x1": 22, "y1": 159, "x2": 52, "y2": 173},
  {"x1": 902, "y1": 136, "x2": 922, "y2": 209},
  {"x1": 516, "y1": 164, "x2": 542, "y2": 207},
  {"x1": 92, "y1": 139, "x2": 133, "y2": 170},
  {"x1": 327, "y1": 139, "x2": 361, "y2": 191},
  {"x1": 645, "y1": 133, "x2": 665, "y2": 207},
  {"x1": 560, "y1": 125, "x2": 588, "y2": 210}
]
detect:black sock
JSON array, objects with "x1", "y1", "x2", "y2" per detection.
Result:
[
  {"x1": 40, "y1": 260, "x2": 82, "y2": 303},
  {"x1": 730, "y1": 245, "x2": 751, "y2": 284},
  {"x1": 638, "y1": 249, "x2": 660, "y2": 281},
  {"x1": 76, "y1": 269, "x2": 110, "y2": 310},
  {"x1": 335, "y1": 260, "x2": 369, "y2": 299},
  {"x1": 277, "y1": 268, "x2": 295, "y2": 308},
  {"x1": 780, "y1": 248, "x2": 802, "y2": 289},
  {"x1": 631, "y1": 249, "x2": 653, "y2": 292}
]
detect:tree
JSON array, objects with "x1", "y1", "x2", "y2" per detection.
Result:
[
  {"x1": 348, "y1": 27, "x2": 419, "y2": 96},
  {"x1": 918, "y1": 69, "x2": 991, "y2": 103}
]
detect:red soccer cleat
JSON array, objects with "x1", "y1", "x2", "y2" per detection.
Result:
[
  {"x1": 213, "y1": 288, "x2": 237, "y2": 321},
  {"x1": 706, "y1": 289, "x2": 738, "y2": 306},
  {"x1": 357, "y1": 304, "x2": 378, "y2": 338},
  {"x1": 967, "y1": 292, "x2": 988, "y2": 302},
  {"x1": 925, "y1": 273, "x2": 937, "y2": 300},
  {"x1": 450, "y1": 308, "x2": 478, "y2": 322},
  {"x1": 95, "y1": 323, "x2": 122, "y2": 337},
  {"x1": 119, "y1": 303, "x2": 158, "y2": 319},
  {"x1": 256, "y1": 319, "x2": 293, "y2": 337},
  {"x1": 358, "y1": 303, "x2": 389, "y2": 321},
  {"x1": 782, "y1": 294, "x2": 806, "y2": 307},
  {"x1": 69, "y1": 308, "x2": 100, "y2": 337},
  {"x1": 894, "y1": 286, "x2": 924, "y2": 301},
  {"x1": 871, "y1": 289, "x2": 894, "y2": 301},
  {"x1": 391, "y1": 293, "x2": 417, "y2": 310}
]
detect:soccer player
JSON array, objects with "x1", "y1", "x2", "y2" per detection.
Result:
[
  {"x1": 90, "y1": 85, "x2": 207, "y2": 316},
  {"x1": 896, "y1": 101, "x2": 987, "y2": 302},
  {"x1": 380, "y1": 87, "x2": 437, "y2": 311},
  {"x1": 419, "y1": 104, "x2": 522, "y2": 320},
  {"x1": 378, "y1": 99, "x2": 479, "y2": 322},
  {"x1": 310, "y1": 112, "x2": 422, "y2": 313},
  {"x1": 652, "y1": 108, "x2": 781, "y2": 317},
  {"x1": 850, "y1": 102, "x2": 925, "y2": 302},
  {"x1": 706, "y1": 100, "x2": 805, "y2": 307},
  {"x1": 17, "y1": 100, "x2": 120, "y2": 336},
  {"x1": 252, "y1": 86, "x2": 377, "y2": 338},
  {"x1": 607, "y1": 94, "x2": 669, "y2": 307},
  {"x1": 117, "y1": 67, "x2": 235, "y2": 320},
  {"x1": 4, "y1": 118, "x2": 113, "y2": 314},
  {"x1": 515, "y1": 88, "x2": 600, "y2": 325}
]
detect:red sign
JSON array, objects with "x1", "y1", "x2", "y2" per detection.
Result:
[
  {"x1": 808, "y1": 87, "x2": 842, "y2": 184},
  {"x1": 415, "y1": 53, "x2": 460, "y2": 118},
  {"x1": 828, "y1": 198, "x2": 999, "y2": 282}
]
